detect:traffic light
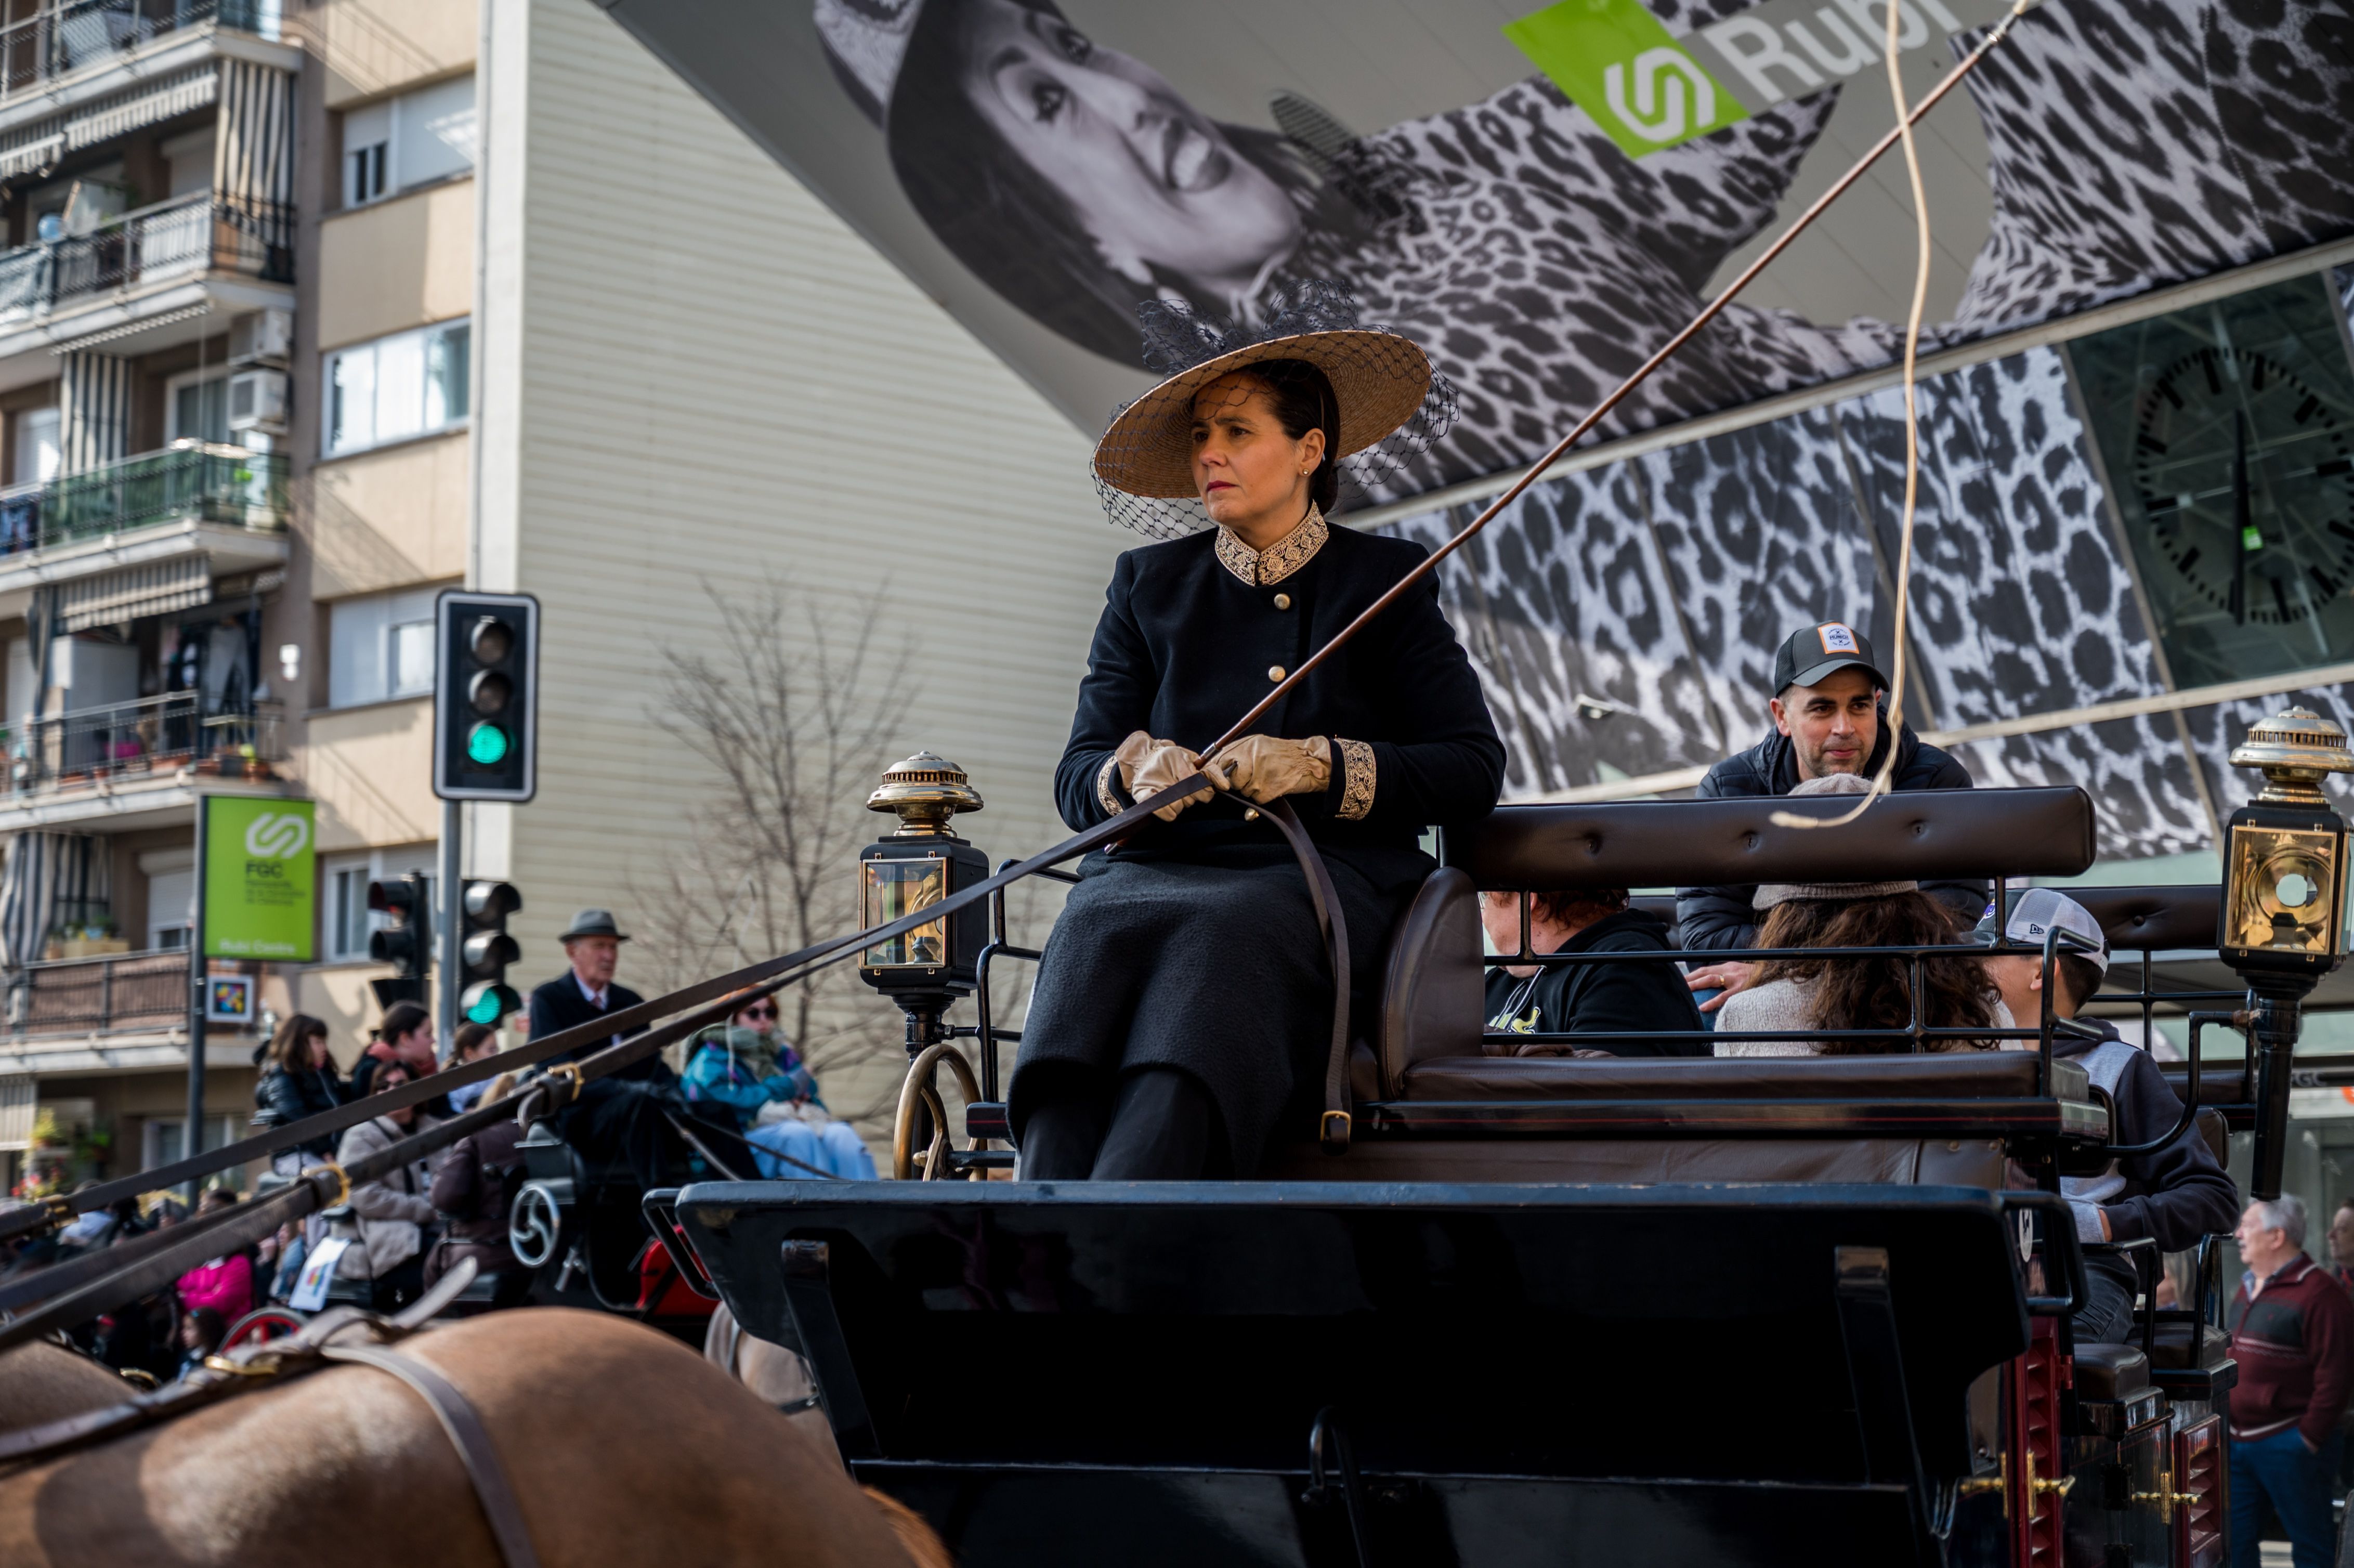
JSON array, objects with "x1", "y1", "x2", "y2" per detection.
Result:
[
  {"x1": 366, "y1": 872, "x2": 430, "y2": 1009},
  {"x1": 459, "y1": 880, "x2": 524, "y2": 1026},
  {"x1": 434, "y1": 591, "x2": 539, "y2": 802}
]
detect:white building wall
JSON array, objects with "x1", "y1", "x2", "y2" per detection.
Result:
[{"x1": 476, "y1": 0, "x2": 1122, "y2": 1117}]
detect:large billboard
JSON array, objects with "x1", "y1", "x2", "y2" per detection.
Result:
[{"x1": 609, "y1": 0, "x2": 2354, "y2": 508}]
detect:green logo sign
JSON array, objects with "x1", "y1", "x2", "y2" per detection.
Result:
[
  {"x1": 1504, "y1": 0, "x2": 1747, "y2": 159},
  {"x1": 204, "y1": 796, "x2": 316, "y2": 961}
]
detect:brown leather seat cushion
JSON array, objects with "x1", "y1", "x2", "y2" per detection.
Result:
[
  {"x1": 1399, "y1": 1051, "x2": 2075, "y2": 1103},
  {"x1": 2074, "y1": 1341, "x2": 2153, "y2": 1401}
]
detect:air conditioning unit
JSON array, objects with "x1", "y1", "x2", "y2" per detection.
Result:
[
  {"x1": 226, "y1": 368, "x2": 289, "y2": 434},
  {"x1": 229, "y1": 308, "x2": 293, "y2": 367}
]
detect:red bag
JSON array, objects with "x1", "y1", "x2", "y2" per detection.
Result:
[{"x1": 635, "y1": 1236, "x2": 716, "y2": 1319}]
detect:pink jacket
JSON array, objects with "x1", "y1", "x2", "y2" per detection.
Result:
[{"x1": 176, "y1": 1253, "x2": 253, "y2": 1322}]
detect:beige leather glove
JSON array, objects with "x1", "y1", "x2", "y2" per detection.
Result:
[
  {"x1": 1207, "y1": 735, "x2": 1331, "y2": 804},
  {"x1": 1113, "y1": 730, "x2": 1212, "y2": 821}
]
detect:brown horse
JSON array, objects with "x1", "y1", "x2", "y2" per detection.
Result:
[{"x1": 1, "y1": 1307, "x2": 943, "y2": 1567}]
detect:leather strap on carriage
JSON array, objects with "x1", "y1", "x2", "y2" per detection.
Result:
[
  {"x1": 0, "y1": 1261, "x2": 542, "y2": 1568},
  {"x1": 1261, "y1": 798, "x2": 1354, "y2": 1155}
]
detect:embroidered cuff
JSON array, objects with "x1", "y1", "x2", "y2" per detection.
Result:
[
  {"x1": 1096, "y1": 752, "x2": 1128, "y2": 818},
  {"x1": 1334, "y1": 737, "x2": 1376, "y2": 822}
]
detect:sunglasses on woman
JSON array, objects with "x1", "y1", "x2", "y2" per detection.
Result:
[{"x1": 739, "y1": 1005, "x2": 778, "y2": 1022}]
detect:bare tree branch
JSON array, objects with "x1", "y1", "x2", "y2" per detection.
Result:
[{"x1": 631, "y1": 578, "x2": 919, "y2": 1126}]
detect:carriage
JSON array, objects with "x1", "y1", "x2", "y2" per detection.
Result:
[{"x1": 652, "y1": 763, "x2": 2349, "y2": 1568}]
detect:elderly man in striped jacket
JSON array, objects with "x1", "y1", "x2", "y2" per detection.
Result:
[{"x1": 2228, "y1": 1194, "x2": 2354, "y2": 1568}]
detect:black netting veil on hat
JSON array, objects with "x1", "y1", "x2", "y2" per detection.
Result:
[{"x1": 1091, "y1": 281, "x2": 1458, "y2": 539}]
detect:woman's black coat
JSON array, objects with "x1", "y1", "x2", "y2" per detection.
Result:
[
  {"x1": 255, "y1": 1065, "x2": 346, "y2": 1159},
  {"x1": 1015, "y1": 519, "x2": 1504, "y2": 1171},
  {"x1": 1055, "y1": 521, "x2": 1505, "y2": 876}
]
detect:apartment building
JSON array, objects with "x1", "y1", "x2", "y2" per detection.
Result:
[
  {"x1": 0, "y1": 0, "x2": 306, "y2": 1190},
  {"x1": 3, "y1": 0, "x2": 1119, "y2": 1191}
]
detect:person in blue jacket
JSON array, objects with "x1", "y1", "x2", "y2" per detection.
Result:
[
  {"x1": 682, "y1": 994, "x2": 873, "y2": 1180},
  {"x1": 681, "y1": 994, "x2": 816, "y2": 1119}
]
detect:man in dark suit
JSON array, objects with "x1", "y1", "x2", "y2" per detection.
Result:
[
  {"x1": 528, "y1": 908, "x2": 685, "y2": 1190},
  {"x1": 526, "y1": 908, "x2": 661, "y2": 1079}
]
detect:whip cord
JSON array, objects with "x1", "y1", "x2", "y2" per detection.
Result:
[{"x1": 1771, "y1": 0, "x2": 2029, "y2": 830}]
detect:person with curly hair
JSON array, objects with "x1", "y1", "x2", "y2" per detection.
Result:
[{"x1": 1713, "y1": 775, "x2": 2007, "y2": 1057}]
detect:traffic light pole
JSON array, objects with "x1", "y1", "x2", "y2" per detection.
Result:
[
  {"x1": 438, "y1": 797, "x2": 462, "y2": 1060},
  {"x1": 183, "y1": 795, "x2": 207, "y2": 1205}
]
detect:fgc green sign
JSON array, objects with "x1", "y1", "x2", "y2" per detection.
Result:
[{"x1": 203, "y1": 796, "x2": 317, "y2": 961}]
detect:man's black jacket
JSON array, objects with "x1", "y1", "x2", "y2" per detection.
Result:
[
  {"x1": 1482, "y1": 908, "x2": 1707, "y2": 1055},
  {"x1": 1674, "y1": 713, "x2": 1982, "y2": 951},
  {"x1": 2062, "y1": 1020, "x2": 2239, "y2": 1249},
  {"x1": 527, "y1": 972, "x2": 669, "y2": 1082}
]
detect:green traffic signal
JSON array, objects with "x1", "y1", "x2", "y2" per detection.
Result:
[
  {"x1": 466, "y1": 722, "x2": 512, "y2": 766},
  {"x1": 462, "y1": 981, "x2": 522, "y2": 1025}
]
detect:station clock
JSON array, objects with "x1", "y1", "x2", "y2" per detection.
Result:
[{"x1": 2131, "y1": 345, "x2": 2354, "y2": 626}]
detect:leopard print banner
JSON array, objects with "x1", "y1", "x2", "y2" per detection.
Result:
[{"x1": 1389, "y1": 269, "x2": 2354, "y2": 864}]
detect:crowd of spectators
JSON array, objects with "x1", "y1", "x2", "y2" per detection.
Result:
[{"x1": 2, "y1": 920, "x2": 874, "y2": 1377}]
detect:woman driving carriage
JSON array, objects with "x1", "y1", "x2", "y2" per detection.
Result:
[{"x1": 1008, "y1": 283, "x2": 1504, "y2": 1181}]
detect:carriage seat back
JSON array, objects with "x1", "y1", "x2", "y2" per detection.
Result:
[
  {"x1": 1374, "y1": 866, "x2": 1483, "y2": 1093},
  {"x1": 1373, "y1": 788, "x2": 2099, "y2": 1096}
]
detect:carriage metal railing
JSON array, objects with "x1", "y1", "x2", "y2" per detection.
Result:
[
  {"x1": 945, "y1": 868, "x2": 2283, "y2": 1166},
  {"x1": 0, "y1": 0, "x2": 276, "y2": 103}
]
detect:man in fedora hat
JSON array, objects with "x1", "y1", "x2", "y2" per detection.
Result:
[
  {"x1": 527, "y1": 908, "x2": 651, "y2": 1074},
  {"x1": 526, "y1": 907, "x2": 701, "y2": 1192}
]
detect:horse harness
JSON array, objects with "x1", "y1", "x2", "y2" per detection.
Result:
[{"x1": 0, "y1": 1261, "x2": 542, "y2": 1568}]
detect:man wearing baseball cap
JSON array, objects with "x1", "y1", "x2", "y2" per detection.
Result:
[
  {"x1": 1973, "y1": 888, "x2": 2239, "y2": 1344},
  {"x1": 1679, "y1": 621, "x2": 1983, "y2": 1010}
]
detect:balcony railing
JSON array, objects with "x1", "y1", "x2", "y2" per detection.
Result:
[
  {"x1": 0, "y1": 443, "x2": 288, "y2": 557},
  {"x1": 0, "y1": 194, "x2": 292, "y2": 324},
  {"x1": 0, "y1": 0, "x2": 275, "y2": 104},
  {"x1": 7, "y1": 694, "x2": 284, "y2": 798},
  {"x1": 7, "y1": 947, "x2": 186, "y2": 1036}
]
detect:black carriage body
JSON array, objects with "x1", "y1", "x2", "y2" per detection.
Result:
[
  {"x1": 664, "y1": 788, "x2": 2259, "y2": 1565},
  {"x1": 675, "y1": 1181, "x2": 2027, "y2": 1566}
]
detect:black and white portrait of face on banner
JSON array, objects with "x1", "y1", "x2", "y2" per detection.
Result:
[{"x1": 749, "y1": 0, "x2": 2354, "y2": 505}]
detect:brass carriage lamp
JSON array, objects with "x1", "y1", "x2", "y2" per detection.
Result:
[
  {"x1": 2221, "y1": 705, "x2": 2354, "y2": 1200},
  {"x1": 857, "y1": 751, "x2": 989, "y2": 1057}
]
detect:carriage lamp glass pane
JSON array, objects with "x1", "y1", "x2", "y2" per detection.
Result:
[
  {"x1": 465, "y1": 722, "x2": 511, "y2": 767},
  {"x1": 2226, "y1": 824, "x2": 2345, "y2": 957},
  {"x1": 861, "y1": 856, "x2": 948, "y2": 968}
]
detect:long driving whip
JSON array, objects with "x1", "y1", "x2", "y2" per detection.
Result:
[{"x1": 1203, "y1": 0, "x2": 2037, "y2": 761}]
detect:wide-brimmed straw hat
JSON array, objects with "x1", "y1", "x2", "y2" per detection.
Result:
[
  {"x1": 1089, "y1": 281, "x2": 1457, "y2": 536},
  {"x1": 1094, "y1": 331, "x2": 1435, "y2": 499}
]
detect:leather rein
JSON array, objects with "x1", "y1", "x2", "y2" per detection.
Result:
[{"x1": 0, "y1": 1261, "x2": 543, "y2": 1568}]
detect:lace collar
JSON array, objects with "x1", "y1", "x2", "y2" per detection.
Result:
[{"x1": 1213, "y1": 506, "x2": 1328, "y2": 587}]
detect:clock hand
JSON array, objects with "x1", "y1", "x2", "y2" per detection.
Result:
[{"x1": 2232, "y1": 408, "x2": 2249, "y2": 625}]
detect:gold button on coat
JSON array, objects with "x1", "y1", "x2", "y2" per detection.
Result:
[
  {"x1": 1273, "y1": 593, "x2": 1292, "y2": 610},
  {"x1": 1267, "y1": 665, "x2": 1286, "y2": 683}
]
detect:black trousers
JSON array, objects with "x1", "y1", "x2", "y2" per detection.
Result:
[
  {"x1": 369, "y1": 1254, "x2": 427, "y2": 1314},
  {"x1": 2073, "y1": 1252, "x2": 2141, "y2": 1345},
  {"x1": 559, "y1": 1078, "x2": 748, "y2": 1192},
  {"x1": 1019, "y1": 1065, "x2": 1232, "y2": 1181}
]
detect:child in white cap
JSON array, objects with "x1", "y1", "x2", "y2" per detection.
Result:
[{"x1": 1972, "y1": 887, "x2": 2240, "y2": 1343}]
